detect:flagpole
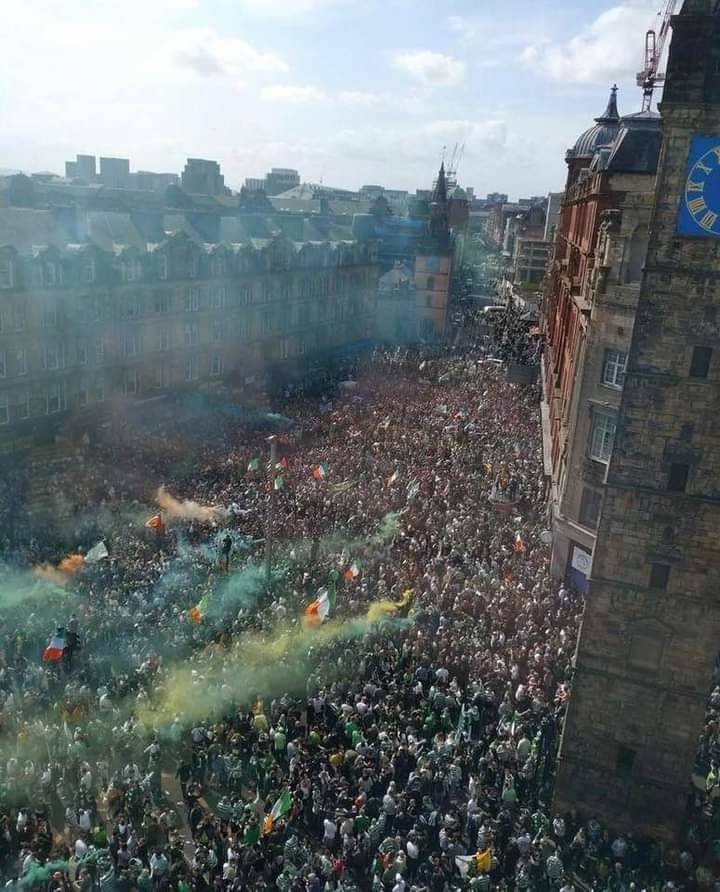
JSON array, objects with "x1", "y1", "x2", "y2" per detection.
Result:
[{"x1": 265, "y1": 435, "x2": 277, "y2": 587}]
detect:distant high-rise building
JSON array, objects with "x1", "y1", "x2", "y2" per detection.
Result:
[
  {"x1": 99, "y1": 157, "x2": 130, "y2": 189},
  {"x1": 243, "y1": 178, "x2": 266, "y2": 193},
  {"x1": 181, "y1": 158, "x2": 229, "y2": 196},
  {"x1": 264, "y1": 168, "x2": 300, "y2": 196},
  {"x1": 65, "y1": 154, "x2": 97, "y2": 182},
  {"x1": 486, "y1": 192, "x2": 508, "y2": 204}
]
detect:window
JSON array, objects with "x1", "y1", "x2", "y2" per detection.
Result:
[
  {"x1": 579, "y1": 487, "x2": 602, "y2": 529},
  {"x1": 210, "y1": 353, "x2": 224, "y2": 376},
  {"x1": 43, "y1": 343, "x2": 61, "y2": 371},
  {"x1": 212, "y1": 319, "x2": 224, "y2": 342},
  {"x1": 123, "y1": 259, "x2": 140, "y2": 282},
  {"x1": 17, "y1": 391, "x2": 29, "y2": 420},
  {"x1": 45, "y1": 262, "x2": 58, "y2": 287},
  {"x1": 425, "y1": 295, "x2": 432, "y2": 308},
  {"x1": 83, "y1": 257, "x2": 96, "y2": 284},
  {"x1": 667, "y1": 462, "x2": 690, "y2": 493},
  {"x1": 279, "y1": 339, "x2": 290, "y2": 361},
  {"x1": 156, "y1": 364, "x2": 170, "y2": 389},
  {"x1": 262, "y1": 281, "x2": 273, "y2": 302},
  {"x1": 158, "y1": 329, "x2": 170, "y2": 352},
  {"x1": 184, "y1": 288, "x2": 200, "y2": 312},
  {"x1": 124, "y1": 295, "x2": 139, "y2": 318},
  {"x1": 46, "y1": 380, "x2": 66, "y2": 414},
  {"x1": 158, "y1": 254, "x2": 168, "y2": 281},
  {"x1": 280, "y1": 279, "x2": 292, "y2": 300},
  {"x1": 154, "y1": 291, "x2": 170, "y2": 314},
  {"x1": 211, "y1": 286, "x2": 226, "y2": 308},
  {"x1": 184, "y1": 355, "x2": 199, "y2": 381},
  {"x1": 77, "y1": 341, "x2": 88, "y2": 366},
  {"x1": 0, "y1": 351, "x2": 5, "y2": 378},
  {"x1": 14, "y1": 304, "x2": 25, "y2": 332},
  {"x1": 602, "y1": 350, "x2": 627, "y2": 388},
  {"x1": 261, "y1": 311, "x2": 271, "y2": 334},
  {"x1": 184, "y1": 323, "x2": 199, "y2": 347},
  {"x1": 240, "y1": 285, "x2": 252, "y2": 306},
  {"x1": 590, "y1": 412, "x2": 616, "y2": 463},
  {"x1": 123, "y1": 333, "x2": 139, "y2": 357},
  {"x1": 15, "y1": 348, "x2": 27, "y2": 377},
  {"x1": 689, "y1": 346, "x2": 712, "y2": 379},
  {"x1": 649, "y1": 562, "x2": 670, "y2": 591},
  {"x1": 96, "y1": 338, "x2": 105, "y2": 363},
  {"x1": 188, "y1": 254, "x2": 199, "y2": 279},
  {"x1": 298, "y1": 337, "x2": 306, "y2": 356},
  {"x1": 0, "y1": 393, "x2": 7, "y2": 425},
  {"x1": 0, "y1": 258, "x2": 14, "y2": 289},
  {"x1": 78, "y1": 377, "x2": 89, "y2": 407},
  {"x1": 43, "y1": 299, "x2": 57, "y2": 328},
  {"x1": 124, "y1": 368, "x2": 139, "y2": 395},
  {"x1": 427, "y1": 276, "x2": 435, "y2": 291},
  {"x1": 615, "y1": 745, "x2": 636, "y2": 779},
  {"x1": 95, "y1": 376, "x2": 105, "y2": 402},
  {"x1": 211, "y1": 254, "x2": 226, "y2": 277}
]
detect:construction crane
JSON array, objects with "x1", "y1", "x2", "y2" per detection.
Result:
[{"x1": 636, "y1": 0, "x2": 678, "y2": 113}]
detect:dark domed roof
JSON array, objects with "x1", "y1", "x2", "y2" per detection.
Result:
[{"x1": 567, "y1": 85, "x2": 621, "y2": 160}]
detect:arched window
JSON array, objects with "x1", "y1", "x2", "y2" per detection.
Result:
[
  {"x1": 625, "y1": 227, "x2": 648, "y2": 283},
  {"x1": 427, "y1": 276, "x2": 435, "y2": 291}
]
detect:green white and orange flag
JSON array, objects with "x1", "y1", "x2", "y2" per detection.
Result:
[
  {"x1": 343, "y1": 561, "x2": 360, "y2": 581},
  {"x1": 247, "y1": 457, "x2": 260, "y2": 472},
  {"x1": 304, "y1": 587, "x2": 331, "y2": 623},
  {"x1": 273, "y1": 475, "x2": 285, "y2": 491},
  {"x1": 189, "y1": 593, "x2": 210, "y2": 624},
  {"x1": 312, "y1": 462, "x2": 328, "y2": 481},
  {"x1": 263, "y1": 789, "x2": 292, "y2": 833}
]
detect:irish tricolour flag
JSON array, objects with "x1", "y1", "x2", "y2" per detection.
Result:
[
  {"x1": 304, "y1": 587, "x2": 331, "y2": 623},
  {"x1": 42, "y1": 629, "x2": 66, "y2": 662}
]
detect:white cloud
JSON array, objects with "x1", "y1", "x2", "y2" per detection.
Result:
[
  {"x1": 168, "y1": 29, "x2": 288, "y2": 80},
  {"x1": 236, "y1": 0, "x2": 339, "y2": 17},
  {"x1": 260, "y1": 84, "x2": 328, "y2": 102},
  {"x1": 523, "y1": 1, "x2": 658, "y2": 83},
  {"x1": 338, "y1": 90, "x2": 384, "y2": 107},
  {"x1": 393, "y1": 50, "x2": 466, "y2": 86}
]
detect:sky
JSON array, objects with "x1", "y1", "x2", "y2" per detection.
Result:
[{"x1": 1, "y1": 0, "x2": 665, "y2": 199}]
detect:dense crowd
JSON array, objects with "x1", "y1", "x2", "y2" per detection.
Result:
[{"x1": 0, "y1": 346, "x2": 715, "y2": 892}]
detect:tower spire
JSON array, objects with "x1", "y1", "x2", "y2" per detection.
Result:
[{"x1": 595, "y1": 84, "x2": 620, "y2": 124}]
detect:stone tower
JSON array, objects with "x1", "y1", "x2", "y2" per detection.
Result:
[{"x1": 554, "y1": 0, "x2": 720, "y2": 838}]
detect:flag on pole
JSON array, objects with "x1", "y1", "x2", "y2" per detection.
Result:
[
  {"x1": 273, "y1": 475, "x2": 285, "y2": 491},
  {"x1": 42, "y1": 629, "x2": 66, "y2": 662},
  {"x1": 304, "y1": 588, "x2": 331, "y2": 623},
  {"x1": 85, "y1": 541, "x2": 109, "y2": 563},
  {"x1": 312, "y1": 462, "x2": 328, "y2": 481},
  {"x1": 329, "y1": 480, "x2": 356, "y2": 496},
  {"x1": 264, "y1": 789, "x2": 292, "y2": 833},
  {"x1": 343, "y1": 562, "x2": 360, "y2": 582},
  {"x1": 513, "y1": 532, "x2": 525, "y2": 553},
  {"x1": 145, "y1": 514, "x2": 164, "y2": 530},
  {"x1": 385, "y1": 470, "x2": 399, "y2": 488},
  {"x1": 247, "y1": 457, "x2": 260, "y2": 472},
  {"x1": 275, "y1": 457, "x2": 289, "y2": 471}
]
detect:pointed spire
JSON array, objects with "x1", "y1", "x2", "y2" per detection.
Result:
[
  {"x1": 433, "y1": 161, "x2": 447, "y2": 205},
  {"x1": 596, "y1": 84, "x2": 620, "y2": 124}
]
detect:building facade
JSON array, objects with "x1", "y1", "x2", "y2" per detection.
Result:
[
  {"x1": 0, "y1": 216, "x2": 378, "y2": 451},
  {"x1": 554, "y1": 0, "x2": 720, "y2": 837},
  {"x1": 542, "y1": 103, "x2": 661, "y2": 588}
]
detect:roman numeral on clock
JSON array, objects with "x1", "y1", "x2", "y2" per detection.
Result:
[
  {"x1": 701, "y1": 210, "x2": 718, "y2": 229},
  {"x1": 688, "y1": 196, "x2": 706, "y2": 214},
  {"x1": 696, "y1": 160, "x2": 713, "y2": 175},
  {"x1": 687, "y1": 180, "x2": 704, "y2": 192}
]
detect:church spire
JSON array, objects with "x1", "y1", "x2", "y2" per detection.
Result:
[{"x1": 432, "y1": 161, "x2": 448, "y2": 206}]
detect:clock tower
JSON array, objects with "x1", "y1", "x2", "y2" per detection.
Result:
[{"x1": 554, "y1": 0, "x2": 720, "y2": 838}]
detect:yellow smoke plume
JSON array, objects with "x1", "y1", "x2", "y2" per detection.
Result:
[{"x1": 156, "y1": 486, "x2": 224, "y2": 523}]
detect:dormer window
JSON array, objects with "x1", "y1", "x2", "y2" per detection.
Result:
[
  {"x1": 122, "y1": 259, "x2": 141, "y2": 282},
  {"x1": 158, "y1": 254, "x2": 168, "y2": 280},
  {"x1": 45, "y1": 262, "x2": 58, "y2": 287}
]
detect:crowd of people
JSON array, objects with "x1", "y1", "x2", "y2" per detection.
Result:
[{"x1": 0, "y1": 345, "x2": 715, "y2": 891}]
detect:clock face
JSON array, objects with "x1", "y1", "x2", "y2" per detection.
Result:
[{"x1": 677, "y1": 135, "x2": 720, "y2": 237}]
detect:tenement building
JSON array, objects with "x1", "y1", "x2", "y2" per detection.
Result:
[
  {"x1": 554, "y1": 0, "x2": 720, "y2": 837},
  {"x1": 0, "y1": 206, "x2": 378, "y2": 452},
  {"x1": 542, "y1": 87, "x2": 662, "y2": 590}
]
